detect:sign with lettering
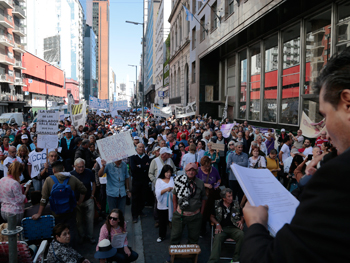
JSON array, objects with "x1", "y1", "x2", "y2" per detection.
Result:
[
  {"x1": 96, "y1": 132, "x2": 137, "y2": 164},
  {"x1": 71, "y1": 101, "x2": 87, "y2": 128},
  {"x1": 175, "y1": 101, "x2": 196, "y2": 118},
  {"x1": 169, "y1": 244, "x2": 201, "y2": 254},
  {"x1": 300, "y1": 111, "x2": 327, "y2": 138},
  {"x1": 37, "y1": 134, "x2": 58, "y2": 149},
  {"x1": 28, "y1": 149, "x2": 47, "y2": 179},
  {"x1": 210, "y1": 143, "x2": 225, "y2": 152},
  {"x1": 37, "y1": 110, "x2": 59, "y2": 135}
]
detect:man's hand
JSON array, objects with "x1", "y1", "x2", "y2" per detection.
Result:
[
  {"x1": 124, "y1": 246, "x2": 131, "y2": 257},
  {"x1": 44, "y1": 163, "x2": 49, "y2": 169},
  {"x1": 243, "y1": 201, "x2": 268, "y2": 229},
  {"x1": 101, "y1": 159, "x2": 107, "y2": 166},
  {"x1": 127, "y1": 191, "x2": 132, "y2": 198},
  {"x1": 237, "y1": 219, "x2": 244, "y2": 230},
  {"x1": 215, "y1": 224, "x2": 223, "y2": 234},
  {"x1": 32, "y1": 214, "x2": 40, "y2": 220},
  {"x1": 305, "y1": 154, "x2": 323, "y2": 175},
  {"x1": 205, "y1": 183, "x2": 213, "y2": 189}
]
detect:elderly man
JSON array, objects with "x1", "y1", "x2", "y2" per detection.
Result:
[
  {"x1": 130, "y1": 143, "x2": 150, "y2": 223},
  {"x1": 289, "y1": 129, "x2": 304, "y2": 149},
  {"x1": 71, "y1": 158, "x2": 96, "y2": 244},
  {"x1": 208, "y1": 188, "x2": 244, "y2": 263},
  {"x1": 149, "y1": 147, "x2": 176, "y2": 226},
  {"x1": 170, "y1": 163, "x2": 207, "y2": 246},
  {"x1": 74, "y1": 139, "x2": 94, "y2": 169},
  {"x1": 166, "y1": 133, "x2": 179, "y2": 150},
  {"x1": 40, "y1": 150, "x2": 58, "y2": 178},
  {"x1": 202, "y1": 131, "x2": 211, "y2": 151},
  {"x1": 316, "y1": 131, "x2": 328, "y2": 148},
  {"x1": 241, "y1": 48, "x2": 350, "y2": 263},
  {"x1": 227, "y1": 142, "x2": 248, "y2": 204},
  {"x1": 99, "y1": 158, "x2": 131, "y2": 214},
  {"x1": 3, "y1": 146, "x2": 24, "y2": 180}
]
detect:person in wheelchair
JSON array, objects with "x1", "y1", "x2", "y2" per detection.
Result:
[{"x1": 208, "y1": 188, "x2": 244, "y2": 263}]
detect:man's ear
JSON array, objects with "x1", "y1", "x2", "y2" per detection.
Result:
[{"x1": 340, "y1": 90, "x2": 350, "y2": 113}]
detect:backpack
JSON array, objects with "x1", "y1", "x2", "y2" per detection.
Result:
[{"x1": 49, "y1": 175, "x2": 77, "y2": 215}]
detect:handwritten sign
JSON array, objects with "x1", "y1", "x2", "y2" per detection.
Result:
[
  {"x1": 96, "y1": 132, "x2": 137, "y2": 164},
  {"x1": 169, "y1": 244, "x2": 201, "y2": 254},
  {"x1": 37, "y1": 134, "x2": 58, "y2": 149},
  {"x1": 37, "y1": 110, "x2": 59, "y2": 135},
  {"x1": 220, "y1": 124, "x2": 234, "y2": 138},
  {"x1": 211, "y1": 143, "x2": 225, "y2": 151}
]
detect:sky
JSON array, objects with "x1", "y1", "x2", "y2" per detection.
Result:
[{"x1": 109, "y1": 0, "x2": 144, "y2": 86}]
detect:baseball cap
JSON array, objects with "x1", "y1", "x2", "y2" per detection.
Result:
[
  {"x1": 160, "y1": 147, "x2": 172, "y2": 155},
  {"x1": 153, "y1": 146, "x2": 161, "y2": 151},
  {"x1": 165, "y1": 127, "x2": 170, "y2": 130},
  {"x1": 21, "y1": 134, "x2": 28, "y2": 140},
  {"x1": 214, "y1": 127, "x2": 219, "y2": 131},
  {"x1": 185, "y1": 162, "x2": 198, "y2": 171},
  {"x1": 148, "y1": 138, "x2": 155, "y2": 144},
  {"x1": 133, "y1": 136, "x2": 140, "y2": 140},
  {"x1": 281, "y1": 128, "x2": 286, "y2": 132},
  {"x1": 64, "y1": 128, "x2": 71, "y2": 133}
]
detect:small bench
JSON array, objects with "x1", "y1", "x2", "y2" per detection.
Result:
[{"x1": 169, "y1": 244, "x2": 201, "y2": 263}]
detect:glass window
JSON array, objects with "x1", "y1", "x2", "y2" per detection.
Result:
[
  {"x1": 263, "y1": 35, "x2": 278, "y2": 122},
  {"x1": 211, "y1": 1, "x2": 218, "y2": 31},
  {"x1": 280, "y1": 24, "x2": 300, "y2": 125},
  {"x1": 336, "y1": 2, "x2": 350, "y2": 53},
  {"x1": 200, "y1": 16, "x2": 206, "y2": 41},
  {"x1": 249, "y1": 43, "x2": 261, "y2": 121},
  {"x1": 227, "y1": 55, "x2": 236, "y2": 115},
  {"x1": 192, "y1": 27, "x2": 196, "y2": 50},
  {"x1": 239, "y1": 50, "x2": 247, "y2": 119},
  {"x1": 305, "y1": 10, "x2": 331, "y2": 95},
  {"x1": 302, "y1": 99, "x2": 323, "y2": 123}
]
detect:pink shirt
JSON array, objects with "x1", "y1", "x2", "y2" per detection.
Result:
[
  {"x1": 0, "y1": 176, "x2": 26, "y2": 214},
  {"x1": 97, "y1": 222, "x2": 128, "y2": 251}
]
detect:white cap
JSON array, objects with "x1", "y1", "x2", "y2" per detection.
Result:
[
  {"x1": 214, "y1": 127, "x2": 219, "y2": 131},
  {"x1": 153, "y1": 146, "x2": 161, "y2": 151},
  {"x1": 134, "y1": 136, "x2": 140, "y2": 140},
  {"x1": 148, "y1": 138, "x2": 155, "y2": 144},
  {"x1": 165, "y1": 126, "x2": 170, "y2": 130},
  {"x1": 21, "y1": 134, "x2": 28, "y2": 140},
  {"x1": 64, "y1": 128, "x2": 71, "y2": 133},
  {"x1": 281, "y1": 128, "x2": 286, "y2": 132},
  {"x1": 161, "y1": 123, "x2": 165, "y2": 126},
  {"x1": 264, "y1": 133, "x2": 270, "y2": 137},
  {"x1": 195, "y1": 121, "x2": 199, "y2": 124},
  {"x1": 160, "y1": 147, "x2": 172, "y2": 155},
  {"x1": 157, "y1": 134, "x2": 163, "y2": 137}
]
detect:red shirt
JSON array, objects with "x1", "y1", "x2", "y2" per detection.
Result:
[
  {"x1": 177, "y1": 130, "x2": 190, "y2": 140},
  {"x1": 315, "y1": 137, "x2": 328, "y2": 148}
]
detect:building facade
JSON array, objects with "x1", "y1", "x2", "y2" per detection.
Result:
[
  {"x1": 154, "y1": 0, "x2": 171, "y2": 106},
  {"x1": 109, "y1": 66, "x2": 116, "y2": 101},
  {"x1": 83, "y1": 23, "x2": 97, "y2": 100},
  {"x1": 188, "y1": 0, "x2": 350, "y2": 129},
  {"x1": 169, "y1": 0, "x2": 191, "y2": 107},
  {"x1": 0, "y1": 0, "x2": 27, "y2": 114},
  {"x1": 92, "y1": 0, "x2": 109, "y2": 100},
  {"x1": 26, "y1": 0, "x2": 84, "y2": 100}
]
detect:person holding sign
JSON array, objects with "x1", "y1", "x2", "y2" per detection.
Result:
[
  {"x1": 28, "y1": 142, "x2": 47, "y2": 191},
  {"x1": 204, "y1": 143, "x2": 220, "y2": 171}
]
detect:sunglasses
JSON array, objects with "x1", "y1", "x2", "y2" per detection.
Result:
[{"x1": 109, "y1": 216, "x2": 119, "y2": 221}]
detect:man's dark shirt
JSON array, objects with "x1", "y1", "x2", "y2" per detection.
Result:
[{"x1": 70, "y1": 168, "x2": 94, "y2": 202}]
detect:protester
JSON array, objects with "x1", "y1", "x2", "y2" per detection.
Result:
[
  {"x1": 180, "y1": 143, "x2": 197, "y2": 170},
  {"x1": 204, "y1": 142, "x2": 220, "y2": 170},
  {"x1": 266, "y1": 149, "x2": 280, "y2": 177},
  {"x1": 289, "y1": 129, "x2": 304, "y2": 149},
  {"x1": 248, "y1": 146, "x2": 267, "y2": 169},
  {"x1": 60, "y1": 128, "x2": 77, "y2": 172},
  {"x1": 3, "y1": 146, "x2": 24, "y2": 182}
]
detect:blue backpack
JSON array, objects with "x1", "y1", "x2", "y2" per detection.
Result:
[{"x1": 49, "y1": 175, "x2": 77, "y2": 214}]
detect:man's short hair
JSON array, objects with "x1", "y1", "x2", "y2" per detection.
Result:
[
  {"x1": 203, "y1": 131, "x2": 210, "y2": 138},
  {"x1": 48, "y1": 150, "x2": 57, "y2": 156},
  {"x1": 220, "y1": 188, "x2": 232, "y2": 199},
  {"x1": 74, "y1": 137, "x2": 83, "y2": 144},
  {"x1": 314, "y1": 47, "x2": 350, "y2": 108},
  {"x1": 51, "y1": 161, "x2": 64, "y2": 172},
  {"x1": 283, "y1": 135, "x2": 291, "y2": 143},
  {"x1": 235, "y1": 141, "x2": 244, "y2": 147},
  {"x1": 82, "y1": 139, "x2": 90, "y2": 146},
  {"x1": 74, "y1": 158, "x2": 85, "y2": 166}
]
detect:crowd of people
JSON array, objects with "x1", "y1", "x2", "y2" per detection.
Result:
[{"x1": 0, "y1": 43, "x2": 349, "y2": 263}]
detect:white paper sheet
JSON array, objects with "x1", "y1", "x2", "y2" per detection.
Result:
[{"x1": 111, "y1": 232, "x2": 127, "y2": 248}]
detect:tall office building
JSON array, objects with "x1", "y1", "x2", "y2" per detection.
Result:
[
  {"x1": 83, "y1": 24, "x2": 97, "y2": 100},
  {"x1": 91, "y1": 0, "x2": 109, "y2": 100}
]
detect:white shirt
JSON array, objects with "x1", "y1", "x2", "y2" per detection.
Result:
[
  {"x1": 155, "y1": 177, "x2": 175, "y2": 210},
  {"x1": 280, "y1": 144, "x2": 291, "y2": 162},
  {"x1": 248, "y1": 156, "x2": 267, "y2": 169},
  {"x1": 181, "y1": 152, "x2": 197, "y2": 169},
  {"x1": 303, "y1": 146, "x2": 313, "y2": 159},
  {"x1": 197, "y1": 149, "x2": 205, "y2": 164},
  {"x1": 3, "y1": 156, "x2": 24, "y2": 181}
]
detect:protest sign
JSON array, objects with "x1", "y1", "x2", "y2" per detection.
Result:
[
  {"x1": 58, "y1": 111, "x2": 65, "y2": 121},
  {"x1": 37, "y1": 134, "x2": 58, "y2": 149},
  {"x1": 96, "y1": 132, "x2": 137, "y2": 164},
  {"x1": 211, "y1": 143, "x2": 225, "y2": 151},
  {"x1": 222, "y1": 96, "x2": 228, "y2": 121},
  {"x1": 220, "y1": 124, "x2": 234, "y2": 138},
  {"x1": 115, "y1": 115, "x2": 124, "y2": 126},
  {"x1": 151, "y1": 104, "x2": 172, "y2": 118},
  {"x1": 37, "y1": 110, "x2": 59, "y2": 134},
  {"x1": 109, "y1": 100, "x2": 128, "y2": 112},
  {"x1": 71, "y1": 102, "x2": 87, "y2": 127},
  {"x1": 175, "y1": 101, "x2": 196, "y2": 118},
  {"x1": 300, "y1": 111, "x2": 327, "y2": 138},
  {"x1": 28, "y1": 149, "x2": 49, "y2": 179}
]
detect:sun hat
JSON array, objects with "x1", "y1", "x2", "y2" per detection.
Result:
[
  {"x1": 94, "y1": 239, "x2": 118, "y2": 259},
  {"x1": 160, "y1": 147, "x2": 172, "y2": 155}
]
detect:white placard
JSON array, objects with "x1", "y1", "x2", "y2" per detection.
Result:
[
  {"x1": 37, "y1": 134, "x2": 58, "y2": 149},
  {"x1": 96, "y1": 132, "x2": 137, "y2": 164},
  {"x1": 37, "y1": 110, "x2": 59, "y2": 135},
  {"x1": 111, "y1": 232, "x2": 128, "y2": 248},
  {"x1": 71, "y1": 102, "x2": 87, "y2": 128}
]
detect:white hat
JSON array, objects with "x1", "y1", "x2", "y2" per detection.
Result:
[
  {"x1": 196, "y1": 130, "x2": 201, "y2": 133},
  {"x1": 214, "y1": 127, "x2": 219, "y2": 131},
  {"x1": 281, "y1": 128, "x2": 286, "y2": 132},
  {"x1": 161, "y1": 123, "x2": 165, "y2": 126},
  {"x1": 165, "y1": 127, "x2": 170, "y2": 130},
  {"x1": 195, "y1": 121, "x2": 199, "y2": 124},
  {"x1": 148, "y1": 138, "x2": 155, "y2": 144},
  {"x1": 157, "y1": 134, "x2": 163, "y2": 137},
  {"x1": 64, "y1": 128, "x2": 71, "y2": 133},
  {"x1": 264, "y1": 133, "x2": 270, "y2": 137},
  {"x1": 154, "y1": 146, "x2": 161, "y2": 151},
  {"x1": 94, "y1": 132, "x2": 97, "y2": 135},
  {"x1": 160, "y1": 147, "x2": 172, "y2": 155},
  {"x1": 21, "y1": 134, "x2": 28, "y2": 140},
  {"x1": 134, "y1": 136, "x2": 140, "y2": 140}
]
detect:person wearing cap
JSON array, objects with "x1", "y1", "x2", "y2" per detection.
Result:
[
  {"x1": 60, "y1": 127, "x2": 77, "y2": 172},
  {"x1": 146, "y1": 138, "x2": 156, "y2": 155},
  {"x1": 3, "y1": 146, "x2": 24, "y2": 181},
  {"x1": 278, "y1": 128, "x2": 287, "y2": 151},
  {"x1": 170, "y1": 162, "x2": 207, "y2": 246},
  {"x1": 133, "y1": 137, "x2": 140, "y2": 148},
  {"x1": 129, "y1": 143, "x2": 150, "y2": 223},
  {"x1": 148, "y1": 147, "x2": 177, "y2": 226}
]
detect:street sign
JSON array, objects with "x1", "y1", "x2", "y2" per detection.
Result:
[{"x1": 158, "y1": 91, "x2": 164, "y2": 97}]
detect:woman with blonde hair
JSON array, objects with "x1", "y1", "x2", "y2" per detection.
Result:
[
  {"x1": 17, "y1": 144, "x2": 30, "y2": 181},
  {"x1": 0, "y1": 161, "x2": 30, "y2": 225},
  {"x1": 181, "y1": 143, "x2": 198, "y2": 169}
]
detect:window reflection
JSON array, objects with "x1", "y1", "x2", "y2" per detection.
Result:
[
  {"x1": 336, "y1": 2, "x2": 350, "y2": 53},
  {"x1": 227, "y1": 55, "x2": 236, "y2": 117},
  {"x1": 263, "y1": 35, "x2": 278, "y2": 122},
  {"x1": 239, "y1": 50, "x2": 247, "y2": 119},
  {"x1": 281, "y1": 24, "x2": 300, "y2": 125},
  {"x1": 305, "y1": 11, "x2": 331, "y2": 95},
  {"x1": 249, "y1": 43, "x2": 261, "y2": 121}
]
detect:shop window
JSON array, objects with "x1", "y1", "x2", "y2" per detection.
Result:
[
  {"x1": 263, "y1": 34, "x2": 278, "y2": 122},
  {"x1": 249, "y1": 43, "x2": 261, "y2": 121},
  {"x1": 239, "y1": 50, "x2": 247, "y2": 119},
  {"x1": 336, "y1": 2, "x2": 350, "y2": 53},
  {"x1": 280, "y1": 24, "x2": 300, "y2": 125},
  {"x1": 305, "y1": 10, "x2": 331, "y2": 95}
]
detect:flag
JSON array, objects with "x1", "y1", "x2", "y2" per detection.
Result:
[{"x1": 183, "y1": 5, "x2": 193, "y2": 21}]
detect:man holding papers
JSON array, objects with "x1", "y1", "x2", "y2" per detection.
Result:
[{"x1": 241, "y1": 49, "x2": 350, "y2": 262}]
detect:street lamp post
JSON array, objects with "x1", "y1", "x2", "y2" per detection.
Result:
[
  {"x1": 128, "y1": 65, "x2": 137, "y2": 111},
  {"x1": 126, "y1": 20, "x2": 144, "y2": 120}
]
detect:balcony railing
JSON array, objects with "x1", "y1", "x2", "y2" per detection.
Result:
[
  {"x1": 0, "y1": 73, "x2": 14, "y2": 83},
  {"x1": 13, "y1": 24, "x2": 25, "y2": 36},
  {"x1": 0, "y1": 0, "x2": 14, "y2": 9},
  {"x1": 0, "y1": 34, "x2": 14, "y2": 47},
  {"x1": 13, "y1": 42, "x2": 25, "y2": 52},
  {"x1": 0, "y1": 52, "x2": 15, "y2": 65},
  {"x1": 12, "y1": 5, "x2": 26, "y2": 19},
  {"x1": 0, "y1": 13, "x2": 14, "y2": 28}
]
